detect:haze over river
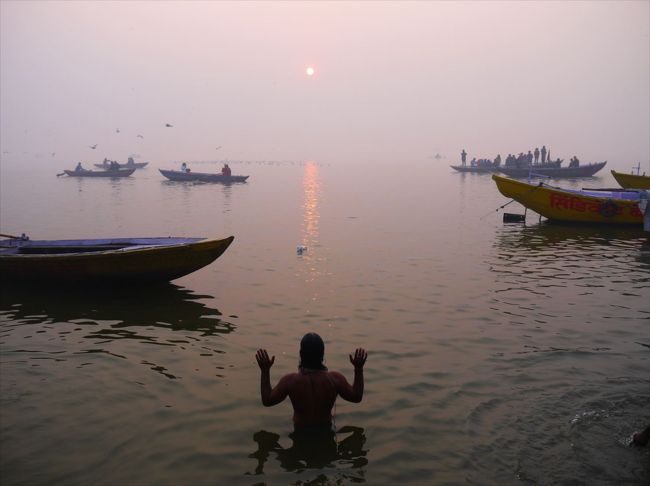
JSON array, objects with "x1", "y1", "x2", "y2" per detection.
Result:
[{"x1": 1, "y1": 158, "x2": 649, "y2": 485}]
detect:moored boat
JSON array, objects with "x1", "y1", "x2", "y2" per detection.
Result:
[
  {"x1": 159, "y1": 169, "x2": 249, "y2": 183},
  {"x1": 0, "y1": 235, "x2": 234, "y2": 282},
  {"x1": 492, "y1": 174, "x2": 646, "y2": 225},
  {"x1": 63, "y1": 168, "x2": 136, "y2": 178},
  {"x1": 497, "y1": 161, "x2": 607, "y2": 179},
  {"x1": 611, "y1": 170, "x2": 650, "y2": 190}
]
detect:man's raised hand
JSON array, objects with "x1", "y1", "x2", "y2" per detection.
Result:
[
  {"x1": 256, "y1": 349, "x2": 275, "y2": 371},
  {"x1": 349, "y1": 348, "x2": 367, "y2": 370}
]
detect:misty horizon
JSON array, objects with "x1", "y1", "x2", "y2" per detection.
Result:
[{"x1": 1, "y1": 1, "x2": 648, "y2": 167}]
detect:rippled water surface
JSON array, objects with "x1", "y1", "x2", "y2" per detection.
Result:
[{"x1": 1, "y1": 159, "x2": 649, "y2": 485}]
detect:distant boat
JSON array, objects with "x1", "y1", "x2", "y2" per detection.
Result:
[
  {"x1": 0, "y1": 235, "x2": 234, "y2": 282},
  {"x1": 497, "y1": 161, "x2": 607, "y2": 179},
  {"x1": 611, "y1": 170, "x2": 650, "y2": 190},
  {"x1": 450, "y1": 165, "x2": 500, "y2": 173},
  {"x1": 159, "y1": 169, "x2": 249, "y2": 183},
  {"x1": 492, "y1": 174, "x2": 645, "y2": 225},
  {"x1": 63, "y1": 168, "x2": 136, "y2": 177},
  {"x1": 94, "y1": 161, "x2": 149, "y2": 169}
]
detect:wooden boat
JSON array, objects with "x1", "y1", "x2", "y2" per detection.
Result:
[
  {"x1": 611, "y1": 170, "x2": 650, "y2": 190},
  {"x1": 0, "y1": 235, "x2": 234, "y2": 282},
  {"x1": 492, "y1": 174, "x2": 645, "y2": 225},
  {"x1": 63, "y1": 168, "x2": 136, "y2": 178},
  {"x1": 94, "y1": 161, "x2": 149, "y2": 169},
  {"x1": 159, "y1": 169, "x2": 249, "y2": 183},
  {"x1": 497, "y1": 161, "x2": 607, "y2": 178},
  {"x1": 450, "y1": 165, "x2": 500, "y2": 173}
]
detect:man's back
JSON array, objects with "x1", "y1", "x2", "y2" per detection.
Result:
[{"x1": 256, "y1": 344, "x2": 367, "y2": 427}]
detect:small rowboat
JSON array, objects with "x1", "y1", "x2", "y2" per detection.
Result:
[
  {"x1": 0, "y1": 236, "x2": 234, "y2": 282},
  {"x1": 159, "y1": 169, "x2": 249, "y2": 183},
  {"x1": 63, "y1": 168, "x2": 136, "y2": 178},
  {"x1": 492, "y1": 174, "x2": 646, "y2": 225},
  {"x1": 450, "y1": 165, "x2": 500, "y2": 174},
  {"x1": 611, "y1": 170, "x2": 650, "y2": 190},
  {"x1": 94, "y1": 162, "x2": 149, "y2": 169},
  {"x1": 497, "y1": 161, "x2": 607, "y2": 179}
]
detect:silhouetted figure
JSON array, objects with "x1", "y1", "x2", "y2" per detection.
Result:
[
  {"x1": 527, "y1": 151, "x2": 533, "y2": 165},
  {"x1": 540, "y1": 145, "x2": 547, "y2": 163},
  {"x1": 221, "y1": 163, "x2": 231, "y2": 176},
  {"x1": 494, "y1": 154, "x2": 501, "y2": 167},
  {"x1": 569, "y1": 156, "x2": 580, "y2": 168},
  {"x1": 255, "y1": 333, "x2": 367, "y2": 428},
  {"x1": 461, "y1": 149, "x2": 467, "y2": 166},
  {"x1": 534, "y1": 147, "x2": 540, "y2": 164},
  {"x1": 75, "y1": 162, "x2": 83, "y2": 172}
]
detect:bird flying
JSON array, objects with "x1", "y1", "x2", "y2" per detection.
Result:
[
  {"x1": 89, "y1": 144, "x2": 98, "y2": 149},
  {"x1": 136, "y1": 134, "x2": 144, "y2": 138},
  {"x1": 165, "y1": 123, "x2": 173, "y2": 127}
]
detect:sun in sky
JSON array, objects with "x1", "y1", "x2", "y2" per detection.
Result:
[{"x1": 306, "y1": 66, "x2": 315, "y2": 76}]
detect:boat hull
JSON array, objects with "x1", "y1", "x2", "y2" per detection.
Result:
[
  {"x1": 0, "y1": 236, "x2": 234, "y2": 282},
  {"x1": 450, "y1": 165, "x2": 499, "y2": 173},
  {"x1": 94, "y1": 162, "x2": 149, "y2": 169},
  {"x1": 497, "y1": 161, "x2": 607, "y2": 178},
  {"x1": 64, "y1": 169, "x2": 136, "y2": 178},
  {"x1": 492, "y1": 175, "x2": 643, "y2": 225},
  {"x1": 159, "y1": 169, "x2": 249, "y2": 183},
  {"x1": 611, "y1": 170, "x2": 650, "y2": 190}
]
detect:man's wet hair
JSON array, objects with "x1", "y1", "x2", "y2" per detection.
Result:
[{"x1": 299, "y1": 332, "x2": 326, "y2": 370}]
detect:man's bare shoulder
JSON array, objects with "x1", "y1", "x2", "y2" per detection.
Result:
[{"x1": 327, "y1": 370, "x2": 348, "y2": 384}]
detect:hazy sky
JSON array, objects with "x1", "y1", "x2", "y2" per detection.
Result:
[{"x1": 1, "y1": 1, "x2": 648, "y2": 165}]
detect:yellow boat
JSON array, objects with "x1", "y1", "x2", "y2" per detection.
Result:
[
  {"x1": 0, "y1": 235, "x2": 234, "y2": 282},
  {"x1": 492, "y1": 174, "x2": 644, "y2": 225},
  {"x1": 611, "y1": 170, "x2": 650, "y2": 190}
]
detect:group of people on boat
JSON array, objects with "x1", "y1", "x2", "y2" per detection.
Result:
[
  {"x1": 461, "y1": 147, "x2": 572, "y2": 169},
  {"x1": 101, "y1": 158, "x2": 122, "y2": 170}
]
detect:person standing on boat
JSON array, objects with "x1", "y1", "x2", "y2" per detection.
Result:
[
  {"x1": 526, "y1": 151, "x2": 533, "y2": 165},
  {"x1": 540, "y1": 145, "x2": 547, "y2": 163},
  {"x1": 255, "y1": 333, "x2": 367, "y2": 429},
  {"x1": 461, "y1": 149, "x2": 467, "y2": 166},
  {"x1": 222, "y1": 163, "x2": 232, "y2": 176},
  {"x1": 494, "y1": 154, "x2": 502, "y2": 167},
  {"x1": 534, "y1": 147, "x2": 540, "y2": 164},
  {"x1": 181, "y1": 162, "x2": 188, "y2": 173}
]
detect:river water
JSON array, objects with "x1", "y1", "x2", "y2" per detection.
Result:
[{"x1": 1, "y1": 158, "x2": 649, "y2": 485}]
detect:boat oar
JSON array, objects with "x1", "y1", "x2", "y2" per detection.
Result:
[
  {"x1": 0, "y1": 233, "x2": 21, "y2": 239},
  {"x1": 56, "y1": 172, "x2": 66, "y2": 177}
]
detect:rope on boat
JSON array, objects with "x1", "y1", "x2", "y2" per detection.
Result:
[{"x1": 480, "y1": 181, "x2": 544, "y2": 220}]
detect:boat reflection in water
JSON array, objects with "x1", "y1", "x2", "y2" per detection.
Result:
[
  {"x1": 0, "y1": 283, "x2": 235, "y2": 381},
  {"x1": 0, "y1": 282, "x2": 233, "y2": 337},
  {"x1": 248, "y1": 426, "x2": 368, "y2": 482}
]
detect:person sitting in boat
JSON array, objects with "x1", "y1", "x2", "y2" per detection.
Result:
[
  {"x1": 569, "y1": 156, "x2": 580, "y2": 168},
  {"x1": 222, "y1": 163, "x2": 232, "y2": 176},
  {"x1": 127, "y1": 157, "x2": 135, "y2": 166},
  {"x1": 75, "y1": 162, "x2": 84, "y2": 172},
  {"x1": 470, "y1": 157, "x2": 477, "y2": 167},
  {"x1": 109, "y1": 160, "x2": 120, "y2": 170},
  {"x1": 102, "y1": 158, "x2": 109, "y2": 167},
  {"x1": 181, "y1": 162, "x2": 189, "y2": 173}
]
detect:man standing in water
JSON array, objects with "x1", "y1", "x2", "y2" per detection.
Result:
[{"x1": 255, "y1": 333, "x2": 367, "y2": 428}]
